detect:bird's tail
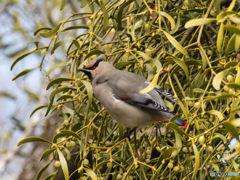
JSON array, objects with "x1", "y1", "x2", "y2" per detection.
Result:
[{"x1": 173, "y1": 117, "x2": 188, "y2": 128}]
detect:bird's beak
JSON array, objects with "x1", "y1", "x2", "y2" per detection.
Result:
[
  {"x1": 78, "y1": 68, "x2": 89, "y2": 73},
  {"x1": 78, "y1": 68, "x2": 92, "y2": 81}
]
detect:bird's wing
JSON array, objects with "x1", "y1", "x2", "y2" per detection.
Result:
[
  {"x1": 108, "y1": 73, "x2": 170, "y2": 112},
  {"x1": 117, "y1": 95, "x2": 171, "y2": 113},
  {"x1": 143, "y1": 82, "x2": 179, "y2": 105}
]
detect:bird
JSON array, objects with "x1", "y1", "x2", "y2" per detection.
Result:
[{"x1": 78, "y1": 57, "x2": 188, "y2": 137}]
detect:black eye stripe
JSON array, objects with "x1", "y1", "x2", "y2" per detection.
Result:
[{"x1": 85, "y1": 59, "x2": 103, "y2": 70}]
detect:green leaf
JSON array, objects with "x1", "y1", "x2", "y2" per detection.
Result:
[
  {"x1": 45, "y1": 100, "x2": 54, "y2": 117},
  {"x1": 57, "y1": 95, "x2": 74, "y2": 101},
  {"x1": 30, "y1": 105, "x2": 48, "y2": 117},
  {"x1": 36, "y1": 161, "x2": 52, "y2": 180},
  {"x1": 172, "y1": 57, "x2": 189, "y2": 80},
  {"x1": 157, "y1": 147, "x2": 178, "y2": 165},
  {"x1": 60, "y1": 0, "x2": 66, "y2": 10},
  {"x1": 227, "y1": 83, "x2": 240, "y2": 90},
  {"x1": 199, "y1": 47, "x2": 207, "y2": 70},
  {"x1": 223, "y1": 122, "x2": 239, "y2": 140},
  {"x1": 46, "y1": 62, "x2": 68, "y2": 77},
  {"x1": 93, "y1": 161, "x2": 108, "y2": 173},
  {"x1": 12, "y1": 66, "x2": 38, "y2": 81},
  {"x1": 206, "y1": 110, "x2": 224, "y2": 121},
  {"x1": 0, "y1": 92, "x2": 15, "y2": 100},
  {"x1": 11, "y1": 51, "x2": 35, "y2": 70},
  {"x1": 166, "y1": 122, "x2": 189, "y2": 137},
  {"x1": 205, "y1": 93, "x2": 236, "y2": 101},
  {"x1": 39, "y1": 148, "x2": 56, "y2": 162},
  {"x1": 175, "y1": 130, "x2": 182, "y2": 152},
  {"x1": 84, "y1": 168, "x2": 97, "y2": 180},
  {"x1": 34, "y1": 27, "x2": 52, "y2": 36},
  {"x1": 227, "y1": 0, "x2": 236, "y2": 11},
  {"x1": 185, "y1": 18, "x2": 216, "y2": 28},
  {"x1": 49, "y1": 87, "x2": 71, "y2": 101},
  {"x1": 46, "y1": 78, "x2": 74, "y2": 90},
  {"x1": 114, "y1": 61, "x2": 137, "y2": 69},
  {"x1": 235, "y1": 34, "x2": 240, "y2": 51},
  {"x1": 223, "y1": 25, "x2": 240, "y2": 36},
  {"x1": 232, "y1": 118, "x2": 240, "y2": 127},
  {"x1": 139, "y1": 70, "x2": 160, "y2": 94},
  {"x1": 133, "y1": 50, "x2": 152, "y2": 60},
  {"x1": 214, "y1": 133, "x2": 227, "y2": 144},
  {"x1": 231, "y1": 159, "x2": 239, "y2": 172},
  {"x1": 225, "y1": 34, "x2": 236, "y2": 59},
  {"x1": 84, "y1": 49, "x2": 104, "y2": 60},
  {"x1": 117, "y1": 0, "x2": 135, "y2": 30},
  {"x1": 51, "y1": 40, "x2": 72, "y2": 54},
  {"x1": 170, "y1": 13, "x2": 180, "y2": 34},
  {"x1": 64, "y1": 147, "x2": 71, "y2": 161},
  {"x1": 57, "y1": 147, "x2": 69, "y2": 180},
  {"x1": 235, "y1": 65, "x2": 240, "y2": 84},
  {"x1": 193, "y1": 88, "x2": 205, "y2": 93},
  {"x1": 158, "y1": 11, "x2": 175, "y2": 30},
  {"x1": 43, "y1": 171, "x2": 58, "y2": 180},
  {"x1": 72, "y1": 40, "x2": 81, "y2": 51},
  {"x1": 100, "y1": 1, "x2": 108, "y2": 30},
  {"x1": 212, "y1": 69, "x2": 231, "y2": 90},
  {"x1": 17, "y1": 137, "x2": 52, "y2": 146},
  {"x1": 162, "y1": 30, "x2": 188, "y2": 56},
  {"x1": 59, "y1": 130, "x2": 81, "y2": 140},
  {"x1": 40, "y1": 23, "x2": 62, "y2": 38},
  {"x1": 62, "y1": 26, "x2": 89, "y2": 32},
  {"x1": 192, "y1": 142, "x2": 200, "y2": 179},
  {"x1": 217, "y1": 23, "x2": 224, "y2": 53},
  {"x1": 81, "y1": 80, "x2": 93, "y2": 113}
]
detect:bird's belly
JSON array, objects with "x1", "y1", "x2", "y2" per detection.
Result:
[{"x1": 104, "y1": 98, "x2": 154, "y2": 127}]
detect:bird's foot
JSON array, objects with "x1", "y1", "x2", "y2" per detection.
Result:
[{"x1": 122, "y1": 127, "x2": 137, "y2": 140}]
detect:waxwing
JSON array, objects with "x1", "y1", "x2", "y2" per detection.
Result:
[{"x1": 78, "y1": 57, "x2": 188, "y2": 130}]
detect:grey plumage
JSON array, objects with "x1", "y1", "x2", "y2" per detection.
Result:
[{"x1": 78, "y1": 58, "x2": 187, "y2": 128}]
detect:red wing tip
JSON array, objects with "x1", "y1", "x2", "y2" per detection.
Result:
[
  {"x1": 181, "y1": 121, "x2": 188, "y2": 129},
  {"x1": 120, "y1": 96, "x2": 130, "y2": 99}
]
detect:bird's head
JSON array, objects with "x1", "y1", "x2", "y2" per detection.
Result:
[{"x1": 78, "y1": 58, "x2": 103, "y2": 81}]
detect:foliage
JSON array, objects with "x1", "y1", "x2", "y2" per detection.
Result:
[{"x1": 13, "y1": 0, "x2": 240, "y2": 179}]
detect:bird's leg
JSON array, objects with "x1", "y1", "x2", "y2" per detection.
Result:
[{"x1": 122, "y1": 127, "x2": 137, "y2": 140}]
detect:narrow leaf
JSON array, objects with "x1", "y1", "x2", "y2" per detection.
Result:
[
  {"x1": 39, "y1": 148, "x2": 56, "y2": 162},
  {"x1": 100, "y1": 1, "x2": 109, "y2": 30},
  {"x1": 46, "y1": 78, "x2": 74, "y2": 90},
  {"x1": 225, "y1": 34, "x2": 236, "y2": 59},
  {"x1": 11, "y1": 51, "x2": 35, "y2": 70},
  {"x1": 36, "y1": 161, "x2": 52, "y2": 180},
  {"x1": 139, "y1": 71, "x2": 160, "y2": 94},
  {"x1": 12, "y1": 66, "x2": 38, "y2": 81},
  {"x1": 212, "y1": 69, "x2": 231, "y2": 90},
  {"x1": 57, "y1": 147, "x2": 69, "y2": 180},
  {"x1": 223, "y1": 25, "x2": 240, "y2": 35},
  {"x1": 166, "y1": 122, "x2": 189, "y2": 137},
  {"x1": 217, "y1": 23, "x2": 224, "y2": 53},
  {"x1": 17, "y1": 137, "x2": 52, "y2": 146},
  {"x1": 84, "y1": 49, "x2": 104, "y2": 60},
  {"x1": 34, "y1": 27, "x2": 52, "y2": 36},
  {"x1": 60, "y1": 0, "x2": 66, "y2": 10},
  {"x1": 40, "y1": 23, "x2": 62, "y2": 38},
  {"x1": 223, "y1": 122, "x2": 239, "y2": 140},
  {"x1": 30, "y1": 105, "x2": 48, "y2": 117},
  {"x1": 206, "y1": 110, "x2": 224, "y2": 121},
  {"x1": 51, "y1": 40, "x2": 72, "y2": 54},
  {"x1": 163, "y1": 31, "x2": 188, "y2": 56},
  {"x1": 84, "y1": 168, "x2": 97, "y2": 180},
  {"x1": 185, "y1": 18, "x2": 216, "y2": 28},
  {"x1": 46, "y1": 62, "x2": 68, "y2": 77},
  {"x1": 192, "y1": 142, "x2": 200, "y2": 178}
]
